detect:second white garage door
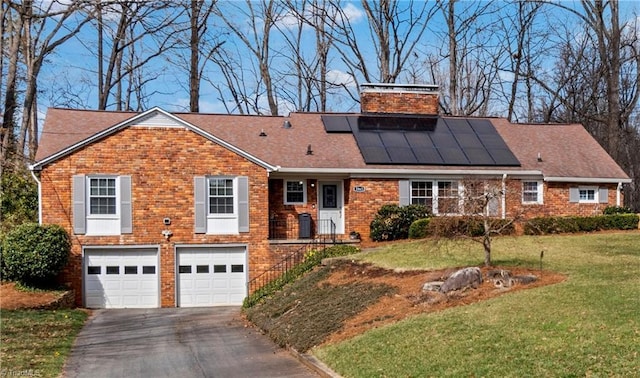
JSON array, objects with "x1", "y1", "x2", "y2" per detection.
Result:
[{"x1": 177, "y1": 247, "x2": 247, "y2": 307}]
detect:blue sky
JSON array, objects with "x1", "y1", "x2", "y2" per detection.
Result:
[{"x1": 38, "y1": 0, "x2": 640, "y2": 118}]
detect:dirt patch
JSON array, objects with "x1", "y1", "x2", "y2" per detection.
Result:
[
  {"x1": 0, "y1": 282, "x2": 75, "y2": 310},
  {"x1": 321, "y1": 261, "x2": 566, "y2": 345}
]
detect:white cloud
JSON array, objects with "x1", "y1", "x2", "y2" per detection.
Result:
[
  {"x1": 341, "y1": 3, "x2": 364, "y2": 23},
  {"x1": 327, "y1": 69, "x2": 356, "y2": 87}
]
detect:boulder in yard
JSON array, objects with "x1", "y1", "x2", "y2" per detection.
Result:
[{"x1": 440, "y1": 267, "x2": 483, "y2": 293}]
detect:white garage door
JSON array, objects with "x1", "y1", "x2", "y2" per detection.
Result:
[
  {"x1": 84, "y1": 248, "x2": 159, "y2": 309},
  {"x1": 177, "y1": 247, "x2": 247, "y2": 307}
]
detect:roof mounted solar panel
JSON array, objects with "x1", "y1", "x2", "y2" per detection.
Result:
[
  {"x1": 320, "y1": 114, "x2": 521, "y2": 166},
  {"x1": 357, "y1": 114, "x2": 438, "y2": 131},
  {"x1": 321, "y1": 115, "x2": 352, "y2": 132}
]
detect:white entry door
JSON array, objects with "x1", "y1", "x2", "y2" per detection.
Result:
[
  {"x1": 84, "y1": 248, "x2": 159, "y2": 309},
  {"x1": 177, "y1": 247, "x2": 247, "y2": 307},
  {"x1": 318, "y1": 181, "x2": 344, "y2": 235}
]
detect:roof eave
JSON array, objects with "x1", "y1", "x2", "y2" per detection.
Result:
[
  {"x1": 544, "y1": 176, "x2": 632, "y2": 184},
  {"x1": 275, "y1": 167, "x2": 544, "y2": 178},
  {"x1": 31, "y1": 107, "x2": 278, "y2": 172}
]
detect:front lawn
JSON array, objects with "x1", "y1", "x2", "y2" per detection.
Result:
[
  {"x1": 0, "y1": 309, "x2": 88, "y2": 377},
  {"x1": 314, "y1": 232, "x2": 640, "y2": 377}
]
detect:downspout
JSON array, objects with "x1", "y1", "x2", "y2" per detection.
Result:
[
  {"x1": 616, "y1": 182, "x2": 622, "y2": 207},
  {"x1": 501, "y1": 173, "x2": 507, "y2": 219},
  {"x1": 29, "y1": 166, "x2": 42, "y2": 225}
]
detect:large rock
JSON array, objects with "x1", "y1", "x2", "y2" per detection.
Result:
[{"x1": 439, "y1": 267, "x2": 483, "y2": 293}]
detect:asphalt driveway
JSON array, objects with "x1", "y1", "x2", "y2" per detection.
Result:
[{"x1": 63, "y1": 307, "x2": 319, "y2": 378}]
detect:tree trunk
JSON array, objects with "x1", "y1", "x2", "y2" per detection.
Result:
[{"x1": 189, "y1": 0, "x2": 200, "y2": 112}]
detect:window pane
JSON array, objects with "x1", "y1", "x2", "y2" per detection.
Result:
[
  {"x1": 522, "y1": 182, "x2": 539, "y2": 203},
  {"x1": 89, "y1": 178, "x2": 117, "y2": 215},
  {"x1": 209, "y1": 178, "x2": 234, "y2": 214},
  {"x1": 286, "y1": 181, "x2": 304, "y2": 203},
  {"x1": 88, "y1": 266, "x2": 101, "y2": 275},
  {"x1": 231, "y1": 264, "x2": 244, "y2": 273},
  {"x1": 179, "y1": 265, "x2": 192, "y2": 274},
  {"x1": 437, "y1": 181, "x2": 459, "y2": 213},
  {"x1": 196, "y1": 265, "x2": 209, "y2": 273},
  {"x1": 410, "y1": 181, "x2": 433, "y2": 211},
  {"x1": 106, "y1": 266, "x2": 119, "y2": 275},
  {"x1": 142, "y1": 266, "x2": 156, "y2": 274},
  {"x1": 213, "y1": 265, "x2": 227, "y2": 273},
  {"x1": 124, "y1": 266, "x2": 137, "y2": 274}
]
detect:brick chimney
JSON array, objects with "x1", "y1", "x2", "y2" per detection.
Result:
[{"x1": 360, "y1": 83, "x2": 440, "y2": 115}]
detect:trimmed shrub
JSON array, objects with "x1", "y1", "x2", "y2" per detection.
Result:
[
  {"x1": 408, "y1": 218, "x2": 431, "y2": 239},
  {"x1": 603, "y1": 206, "x2": 634, "y2": 215},
  {"x1": 369, "y1": 204, "x2": 430, "y2": 241},
  {"x1": 243, "y1": 244, "x2": 358, "y2": 308},
  {"x1": 524, "y1": 214, "x2": 639, "y2": 235},
  {"x1": 1, "y1": 223, "x2": 70, "y2": 287},
  {"x1": 426, "y1": 216, "x2": 515, "y2": 238}
]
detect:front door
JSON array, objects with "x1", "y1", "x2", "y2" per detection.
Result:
[{"x1": 318, "y1": 181, "x2": 344, "y2": 235}]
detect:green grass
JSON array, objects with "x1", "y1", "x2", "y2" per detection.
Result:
[
  {"x1": 0, "y1": 309, "x2": 88, "y2": 377},
  {"x1": 314, "y1": 232, "x2": 640, "y2": 377}
]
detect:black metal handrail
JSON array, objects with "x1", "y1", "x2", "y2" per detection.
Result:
[
  {"x1": 247, "y1": 240, "x2": 325, "y2": 294},
  {"x1": 268, "y1": 217, "x2": 337, "y2": 241},
  {"x1": 251, "y1": 219, "x2": 337, "y2": 294}
]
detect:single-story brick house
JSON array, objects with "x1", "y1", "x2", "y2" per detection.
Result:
[{"x1": 31, "y1": 83, "x2": 631, "y2": 308}]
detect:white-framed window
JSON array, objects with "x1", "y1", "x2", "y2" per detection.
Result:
[
  {"x1": 522, "y1": 181, "x2": 543, "y2": 204},
  {"x1": 72, "y1": 174, "x2": 132, "y2": 236},
  {"x1": 194, "y1": 176, "x2": 249, "y2": 235},
  {"x1": 208, "y1": 177, "x2": 235, "y2": 215},
  {"x1": 409, "y1": 180, "x2": 460, "y2": 214},
  {"x1": 437, "y1": 181, "x2": 460, "y2": 214},
  {"x1": 410, "y1": 181, "x2": 433, "y2": 211},
  {"x1": 284, "y1": 180, "x2": 306, "y2": 204},
  {"x1": 89, "y1": 177, "x2": 118, "y2": 216},
  {"x1": 578, "y1": 186, "x2": 597, "y2": 203}
]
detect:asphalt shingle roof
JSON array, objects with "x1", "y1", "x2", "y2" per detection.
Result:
[{"x1": 34, "y1": 108, "x2": 630, "y2": 181}]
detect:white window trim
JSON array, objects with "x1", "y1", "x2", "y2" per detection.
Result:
[
  {"x1": 207, "y1": 176, "x2": 237, "y2": 219},
  {"x1": 578, "y1": 186, "x2": 598, "y2": 204},
  {"x1": 86, "y1": 175, "x2": 120, "y2": 220},
  {"x1": 410, "y1": 180, "x2": 461, "y2": 215},
  {"x1": 522, "y1": 180, "x2": 543, "y2": 205},
  {"x1": 284, "y1": 179, "x2": 307, "y2": 205}
]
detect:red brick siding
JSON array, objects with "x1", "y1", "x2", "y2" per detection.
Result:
[
  {"x1": 360, "y1": 91, "x2": 439, "y2": 114},
  {"x1": 40, "y1": 126, "x2": 276, "y2": 307},
  {"x1": 506, "y1": 181, "x2": 619, "y2": 218}
]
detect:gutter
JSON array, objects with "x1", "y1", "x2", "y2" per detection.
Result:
[
  {"x1": 275, "y1": 167, "x2": 543, "y2": 178},
  {"x1": 544, "y1": 177, "x2": 633, "y2": 184}
]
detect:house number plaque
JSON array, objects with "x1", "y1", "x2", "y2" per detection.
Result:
[{"x1": 354, "y1": 186, "x2": 366, "y2": 192}]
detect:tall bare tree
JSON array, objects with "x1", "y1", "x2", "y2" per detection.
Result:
[
  {"x1": 435, "y1": 0, "x2": 502, "y2": 116},
  {"x1": 323, "y1": 0, "x2": 437, "y2": 102},
  {"x1": 93, "y1": 1, "x2": 184, "y2": 110},
  {"x1": 213, "y1": 0, "x2": 282, "y2": 115},
  {"x1": 1, "y1": 0, "x2": 92, "y2": 169}
]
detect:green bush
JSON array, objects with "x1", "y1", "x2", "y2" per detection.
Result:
[
  {"x1": 603, "y1": 206, "x2": 634, "y2": 215},
  {"x1": 1, "y1": 170, "x2": 38, "y2": 234},
  {"x1": 426, "y1": 216, "x2": 515, "y2": 238},
  {"x1": 524, "y1": 214, "x2": 639, "y2": 235},
  {"x1": 1, "y1": 223, "x2": 71, "y2": 287},
  {"x1": 369, "y1": 204, "x2": 430, "y2": 241},
  {"x1": 243, "y1": 244, "x2": 358, "y2": 308},
  {"x1": 408, "y1": 218, "x2": 431, "y2": 239}
]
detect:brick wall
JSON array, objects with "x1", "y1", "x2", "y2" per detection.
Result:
[
  {"x1": 505, "y1": 181, "x2": 619, "y2": 218},
  {"x1": 40, "y1": 126, "x2": 277, "y2": 307},
  {"x1": 360, "y1": 90, "x2": 439, "y2": 115}
]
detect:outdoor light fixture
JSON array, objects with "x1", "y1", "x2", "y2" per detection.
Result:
[{"x1": 306, "y1": 144, "x2": 313, "y2": 155}]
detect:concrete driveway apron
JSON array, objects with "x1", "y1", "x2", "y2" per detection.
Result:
[{"x1": 63, "y1": 307, "x2": 318, "y2": 378}]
